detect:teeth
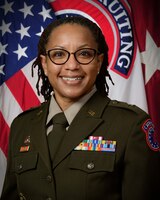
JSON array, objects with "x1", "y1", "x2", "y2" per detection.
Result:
[{"x1": 62, "y1": 77, "x2": 82, "y2": 81}]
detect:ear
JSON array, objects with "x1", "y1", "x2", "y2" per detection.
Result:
[
  {"x1": 40, "y1": 55, "x2": 48, "y2": 76},
  {"x1": 97, "y1": 53, "x2": 104, "y2": 72}
]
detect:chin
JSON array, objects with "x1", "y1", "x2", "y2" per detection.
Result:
[{"x1": 62, "y1": 91, "x2": 83, "y2": 100}]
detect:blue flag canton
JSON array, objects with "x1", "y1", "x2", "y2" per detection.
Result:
[{"x1": 0, "y1": 0, "x2": 56, "y2": 86}]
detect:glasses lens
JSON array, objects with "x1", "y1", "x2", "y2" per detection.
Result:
[
  {"x1": 48, "y1": 49, "x2": 68, "y2": 64},
  {"x1": 75, "y1": 48, "x2": 96, "y2": 64}
]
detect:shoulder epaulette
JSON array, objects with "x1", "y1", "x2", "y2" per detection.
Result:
[
  {"x1": 109, "y1": 100, "x2": 147, "y2": 115},
  {"x1": 16, "y1": 101, "x2": 47, "y2": 118}
]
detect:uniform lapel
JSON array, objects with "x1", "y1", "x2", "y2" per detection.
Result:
[
  {"x1": 30, "y1": 101, "x2": 52, "y2": 171},
  {"x1": 52, "y1": 92, "x2": 110, "y2": 169}
]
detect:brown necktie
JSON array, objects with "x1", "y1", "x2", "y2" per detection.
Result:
[{"x1": 47, "y1": 112, "x2": 68, "y2": 161}]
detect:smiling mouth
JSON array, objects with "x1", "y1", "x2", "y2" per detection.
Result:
[{"x1": 62, "y1": 77, "x2": 83, "y2": 81}]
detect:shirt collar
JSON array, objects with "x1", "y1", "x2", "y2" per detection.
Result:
[{"x1": 46, "y1": 86, "x2": 97, "y2": 126}]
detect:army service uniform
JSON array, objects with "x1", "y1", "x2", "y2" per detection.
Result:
[{"x1": 1, "y1": 91, "x2": 160, "y2": 200}]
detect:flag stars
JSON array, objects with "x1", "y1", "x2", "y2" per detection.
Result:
[
  {"x1": 141, "y1": 31, "x2": 160, "y2": 83},
  {"x1": 13, "y1": 44, "x2": 28, "y2": 60},
  {"x1": 16, "y1": 24, "x2": 30, "y2": 40},
  {"x1": 19, "y1": 2, "x2": 33, "y2": 19},
  {"x1": 0, "y1": 65, "x2": 5, "y2": 75},
  {"x1": 0, "y1": 0, "x2": 55, "y2": 86},
  {"x1": 0, "y1": 0, "x2": 14, "y2": 15},
  {"x1": 0, "y1": 43, "x2": 8, "y2": 56},
  {"x1": 39, "y1": 6, "x2": 52, "y2": 21},
  {"x1": 0, "y1": 20, "x2": 12, "y2": 36}
]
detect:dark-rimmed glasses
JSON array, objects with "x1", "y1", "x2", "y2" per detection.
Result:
[{"x1": 46, "y1": 48, "x2": 99, "y2": 65}]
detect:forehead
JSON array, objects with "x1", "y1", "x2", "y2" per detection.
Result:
[
  {"x1": 52, "y1": 23, "x2": 93, "y2": 34},
  {"x1": 47, "y1": 23, "x2": 96, "y2": 45}
]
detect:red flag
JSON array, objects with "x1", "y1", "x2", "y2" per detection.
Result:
[{"x1": 128, "y1": 0, "x2": 160, "y2": 139}]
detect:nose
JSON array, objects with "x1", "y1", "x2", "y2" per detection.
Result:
[{"x1": 64, "y1": 53, "x2": 80, "y2": 70}]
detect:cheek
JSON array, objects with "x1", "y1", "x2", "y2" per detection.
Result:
[
  {"x1": 46, "y1": 65, "x2": 60, "y2": 82},
  {"x1": 47, "y1": 63, "x2": 59, "y2": 74},
  {"x1": 85, "y1": 68, "x2": 99, "y2": 85},
  {"x1": 87, "y1": 63, "x2": 100, "y2": 77}
]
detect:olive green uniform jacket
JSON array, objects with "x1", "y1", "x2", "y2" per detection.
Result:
[{"x1": 1, "y1": 92, "x2": 160, "y2": 200}]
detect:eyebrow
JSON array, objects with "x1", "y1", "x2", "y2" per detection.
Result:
[{"x1": 48, "y1": 44, "x2": 95, "y2": 50}]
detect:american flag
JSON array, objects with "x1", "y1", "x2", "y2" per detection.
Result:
[
  {"x1": 0, "y1": 0, "x2": 160, "y2": 196},
  {"x1": 0, "y1": 0, "x2": 56, "y2": 194}
]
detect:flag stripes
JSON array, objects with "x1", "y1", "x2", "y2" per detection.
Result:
[
  {"x1": 6, "y1": 70, "x2": 40, "y2": 111},
  {"x1": 0, "y1": 112, "x2": 9, "y2": 156}
]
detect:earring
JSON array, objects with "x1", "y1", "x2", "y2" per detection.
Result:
[{"x1": 44, "y1": 71, "x2": 47, "y2": 76}]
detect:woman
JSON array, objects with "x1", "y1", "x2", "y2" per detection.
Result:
[{"x1": 1, "y1": 16, "x2": 160, "y2": 200}]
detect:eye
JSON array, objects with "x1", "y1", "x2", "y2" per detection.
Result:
[
  {"x1": 50, "y1": 50, "x2": 66, "y2": 59},
  {"x1": 77, "y1": 49, "x2": 94, "y2": 58}
]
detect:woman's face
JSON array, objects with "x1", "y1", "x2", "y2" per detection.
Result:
[{"x1": 40, "y1": 23, "x2": 103, "y2": 107}]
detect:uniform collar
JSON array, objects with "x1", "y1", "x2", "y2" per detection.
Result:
[{"x1": 46, "y1": 86, "x2": 97, "y2": 126}]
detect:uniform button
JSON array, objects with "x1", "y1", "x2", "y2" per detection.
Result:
[
  {"x1": 46, "y1": 175, "x2": 52, "y2": 182},
  {"x1": 17, "y1": 164, "x2": 23, "y2": 171},
  {"x1": 19, "y1": 193, "x2": 26, "y2": 200},
  {"x1": 87, "y1": 162, "x2": 95, "y2": 170}
]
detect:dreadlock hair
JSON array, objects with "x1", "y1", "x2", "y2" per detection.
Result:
[{"x1": 32, "y1": 16, "x2": 113, "y2": 101}]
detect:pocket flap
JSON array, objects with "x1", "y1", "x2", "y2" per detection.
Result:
[
  {"x1": 14, "y1": 152, "x2": 38, "y2": 174},
  {"x1": 69, "y1": 151, "x2": 115, "y2": 173}
]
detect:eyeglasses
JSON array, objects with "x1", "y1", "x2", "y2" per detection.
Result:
[{"x1": 46, "y1": 48, "x2": 99, "y2": 65}]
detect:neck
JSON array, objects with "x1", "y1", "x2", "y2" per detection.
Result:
[{"x1": 54, "y1": 95, "x2": 78, "y2": 111}]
